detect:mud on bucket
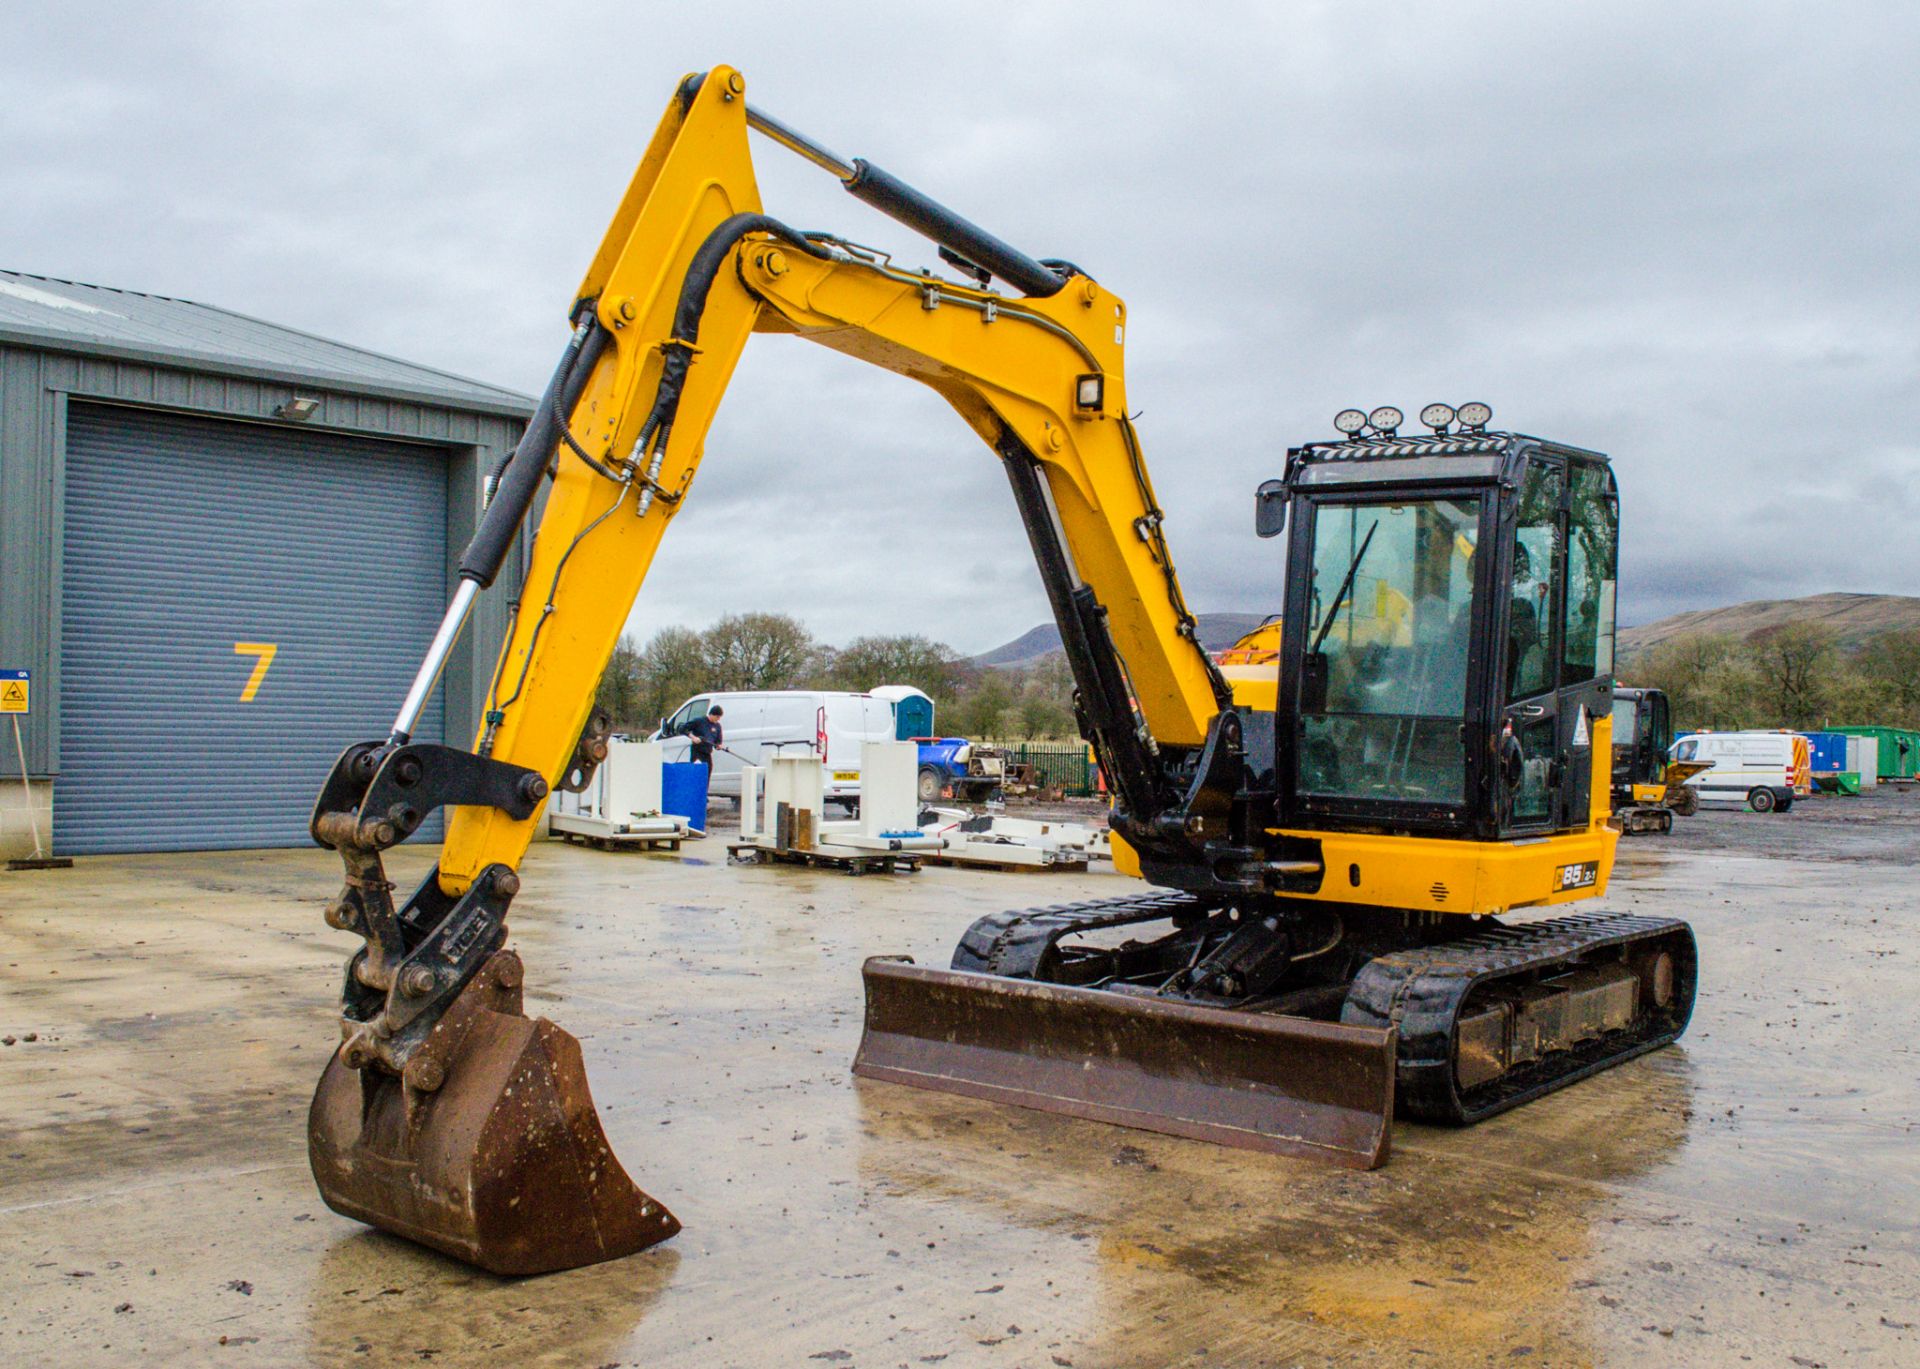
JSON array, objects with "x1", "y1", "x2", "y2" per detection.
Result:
[{"x1": 308, "y1": 950, "x2": 679, "y2": 1276}]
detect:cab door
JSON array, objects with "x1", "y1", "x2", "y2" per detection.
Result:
[
  {"x1": 1497, "y1": 456, "x2": 1619, "y2": 834},
  {"x1": 1499, "y1": 459, "x2": 1563, "y2": 833},
  {"x1": 1556, "y1": 459, "x2": 1619, "y2": 825}
]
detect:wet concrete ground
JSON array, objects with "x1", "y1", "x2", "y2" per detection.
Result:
[{"x1": 2, "y1": 792, "x2": 1916, "y2": 1367}]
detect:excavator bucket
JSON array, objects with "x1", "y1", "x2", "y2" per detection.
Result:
[
  {"x1": 308, "y1": 952, "x2": 677, "y2": 1276},
  {"x1": 853, "y1": 958, "x2": 1397, "y2": 1169}
]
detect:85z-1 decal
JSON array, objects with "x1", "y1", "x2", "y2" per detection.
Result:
[{"x1": 1555, "y1": 861, "x2": 1600, "y2": 891}]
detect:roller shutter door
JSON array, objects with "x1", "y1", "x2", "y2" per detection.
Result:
[{"x1": 57, "y1": 403, "x2": 448, "y2": 853}]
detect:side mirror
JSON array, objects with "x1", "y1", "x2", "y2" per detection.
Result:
[{"x1": 1255, "y1": 479, "x2": 1289, "y2": 538}]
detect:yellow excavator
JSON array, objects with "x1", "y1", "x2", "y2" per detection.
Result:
[{"x1": 307, "y1": 68, "x2": 1697, "y2": 1276}]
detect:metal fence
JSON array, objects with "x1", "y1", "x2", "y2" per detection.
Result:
[{"x1": 1000, "y1": 741, "x2": 1098, "y2": 797}]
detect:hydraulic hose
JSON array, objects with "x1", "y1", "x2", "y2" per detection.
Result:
[{"x1": 459, "y1": 321, "x2": 612, "y2": 588}]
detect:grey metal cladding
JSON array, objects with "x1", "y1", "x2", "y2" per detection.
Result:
[
  {"x1": 56, "y1": 402, "x2": 447, "y2": 853},
  {"x1": 0, "y1": 270, "x2": 533, "y2": 418}
]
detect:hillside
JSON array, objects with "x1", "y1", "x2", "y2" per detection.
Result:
[
  {"x1": 977, "y1": 594, "x2": 1920, "y2": 668},
  {"x1": 1619, "y1": 592, "x2": 1920, "y2": 658},
  {"x1": 975, "y1": 612, "x2": 1271, "y2": 667}
]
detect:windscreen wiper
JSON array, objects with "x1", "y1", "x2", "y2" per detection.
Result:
[{"x1": 1311, "y1": 520, "x2": 1379, "y2": 656}]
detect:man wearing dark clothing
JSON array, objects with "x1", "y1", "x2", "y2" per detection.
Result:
[{"x1": 683, "y1": 705, "x2": 724, "y2": 767}]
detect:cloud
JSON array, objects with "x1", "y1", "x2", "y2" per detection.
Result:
[{"x1": 5, "y1": 2, "x2": 1917, "y2": 651}]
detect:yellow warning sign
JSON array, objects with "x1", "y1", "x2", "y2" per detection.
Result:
[{"x1": 0, "y1": 670, "x2": 27, "y2": 714}]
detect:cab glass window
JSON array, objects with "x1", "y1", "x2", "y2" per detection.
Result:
[
  {"x1": 1508, "y1": 461, "x2": 1562, "y2": 701},
  {"x1": 1297, "y1": 496, "x2": 1480, "y2": 804},
  {"x1": 1610, "y1": 698, "x2": 1638, "y2": 748},
  {"x1": 1563, "y1": 462, "x2": 1617, "y2": 685}
]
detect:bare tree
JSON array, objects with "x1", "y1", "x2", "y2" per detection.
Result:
[
  {"x1": 702, "y1": 612, "x2": 819, "y2": 691},
  {"x1": 1856, "y1": 629, "x2": 1920, "y2": 725},
  {"x1": 1632, "y1": 633, "x2": 1748, "y2": 727},
  {"x1": 828, "y1": 634, "x2": 964, "y2": 697},
  {"x1": 1748, "y1": 623, "x2": 1837, "y2": 728},
  {"x1": 635, "y1": 625, "x2": 711, "y2": 726},
  {"x1": 594, "y1": 634, "x2": 645, "y2": 730}
]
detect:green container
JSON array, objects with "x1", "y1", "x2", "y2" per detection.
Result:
[{"x1": 1829, "y1": 726, "x2": 1920, "y2": 779}]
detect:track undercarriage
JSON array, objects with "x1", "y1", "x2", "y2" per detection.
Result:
[{"x1": 855, "y1": 890, "x2": 1695, "y2": 1159}]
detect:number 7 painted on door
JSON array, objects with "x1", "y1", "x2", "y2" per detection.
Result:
[{"x1": 234, "y1": 642, "x2": 278, "y2": 701}]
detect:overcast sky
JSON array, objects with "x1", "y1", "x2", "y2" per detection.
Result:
[{"x1": 6, "y1": 3, "x2": 1916, "y2": 654}]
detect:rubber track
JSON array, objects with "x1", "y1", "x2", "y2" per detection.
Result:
[
  {"x1": 1342, "y1": 910, "x2": 1697, "y2": 1125},
  {"x1": 951, "y1": 891, "x2": 1214, "y2": 978}
]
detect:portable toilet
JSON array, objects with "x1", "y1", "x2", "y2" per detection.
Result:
[{"x1": 870, "y1": 684, "x2": 935, "y2": 741}]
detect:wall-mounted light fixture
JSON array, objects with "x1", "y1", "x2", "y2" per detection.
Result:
[{"x1": 276, "y1": 396, "x2": 321, "y2": 421}]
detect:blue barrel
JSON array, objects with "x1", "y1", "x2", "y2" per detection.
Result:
[{"x1": 661, "y1": 762, "x2": 711, "y2": 833}]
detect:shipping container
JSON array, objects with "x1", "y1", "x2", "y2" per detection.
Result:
[
  {"x1": 1805, "y1": 731, "x2": 1850, "y2": 775},
  {"x1": 1830, "y1": 726, "x2": 1920, "y2": 780}
]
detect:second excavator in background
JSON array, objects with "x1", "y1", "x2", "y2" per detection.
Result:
[
  {"x1": 1609, "y1": 685, "x2": 1708, "y2": 832},
  {"x1": 304, "y1": 67, "x2": 1698, "y2": 1277}
]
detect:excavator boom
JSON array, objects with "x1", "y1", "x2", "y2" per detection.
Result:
[{"x1": 307, "y1": 67, "x2": 1295, "y2": 1275}]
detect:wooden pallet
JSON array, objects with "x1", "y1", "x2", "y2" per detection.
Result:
[
  {"x1": 918, "y1": 851, "x2": 1090, "y2": 873},
  {"x1": 726, "y1": 842, "x2": 921, "y2": 875},
  {"x1": 556, "y1": 831, "x2": 685, "y2": 853}
]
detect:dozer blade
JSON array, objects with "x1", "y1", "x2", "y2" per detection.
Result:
[
  {"x1": 309, "y1": 953, "x2": 678, "y2": 1276},
  {"x1": 853, "y1": 957, "x2": 1397, "y2": 1169}
]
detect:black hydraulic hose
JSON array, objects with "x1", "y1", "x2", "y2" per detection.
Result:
[
  {"x1": 468, "y1": 214, "x2": 817, "y2": 593},
  {"x1": 632, "y1": 213, "x2": 829, "y2": 445},
  {"x1": 459, "y1": 321, "x2": 612, "y2": 588}
]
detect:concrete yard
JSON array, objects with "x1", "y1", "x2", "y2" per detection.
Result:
[{"x1": 3, "y1": 794, "x2": 1916, "y2": 1367}]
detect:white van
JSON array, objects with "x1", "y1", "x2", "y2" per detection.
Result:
[
  {"x1": 1671, "y1": 731, "x2": 1800, "y2": 812},
  {"x1": 651, "y1": 689, "x2": 925, "y2": 808}
]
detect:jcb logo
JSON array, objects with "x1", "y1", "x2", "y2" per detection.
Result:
[{"x1": 1555, "y1": 861, "x2": 1599, "y2": 891}]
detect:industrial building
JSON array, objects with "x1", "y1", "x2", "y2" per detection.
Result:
[{"x1": 0, "y1": 270, "x2": 532, "y2": 856}]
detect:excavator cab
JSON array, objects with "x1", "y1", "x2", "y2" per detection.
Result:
[{"x1": 1272, "y1": 421, "x2": 1620, "y2": 843}]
